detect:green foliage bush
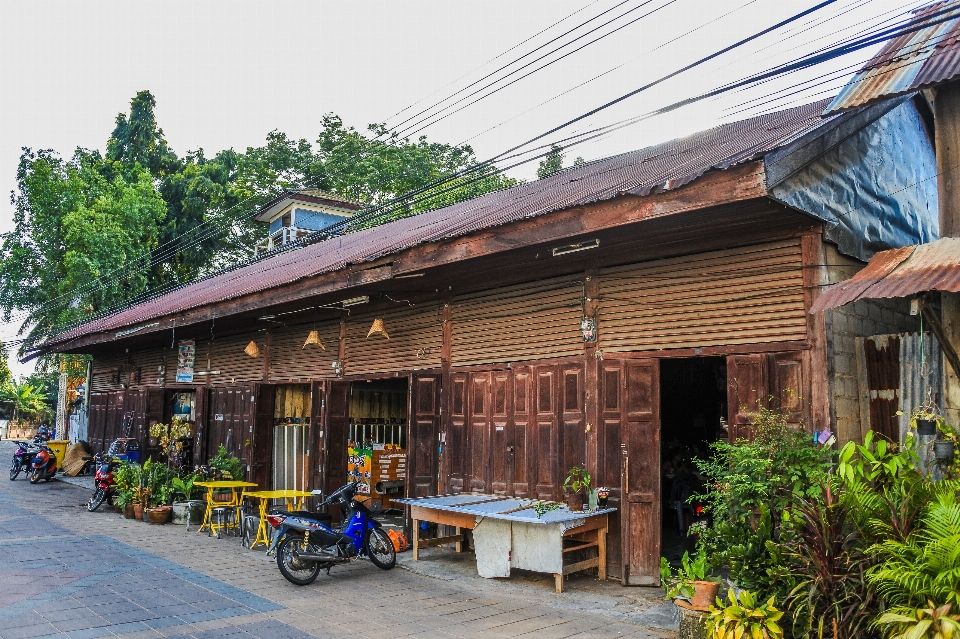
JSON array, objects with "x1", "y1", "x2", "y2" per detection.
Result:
[{"x1": 209, "y1": 445, "x2": 244, "y2": 481}]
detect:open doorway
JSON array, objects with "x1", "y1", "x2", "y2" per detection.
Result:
[
  {"x1": 659, "y1": 357, "x2": 727, "y2": 561},
  {"x1": 346, "y1": 378, "x2": 408, "y2": 513},
  {"x1": 273, "y1": 384, "x2": 312, "y2": 491}
]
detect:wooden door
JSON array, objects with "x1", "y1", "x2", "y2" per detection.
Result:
[
  {"x1": 622, "y1": 359, "x2": 660, "y2": 586},
  {"x1": 727, "y1": 354, "x2": 767, "y2": 442},
  {"x1": 490, "y1": 371, "x2": 512, "y2": 495},
  {"x1": 534, "y1": 365, "x2": 561, "y2": 499},
  {"x1": 511, "y1": 368, "x2": 532, "y2": 498},
  {"x1": 252, "y1": 383, "x2": 276, "y2": 491},
  {"x1": 324, "y1": 381, "x2": 350, "y2": 499},
  {"x1": 88, "y1": 393, "x2": 109, "y2": 453},
  {"x1": 599, "y1": 361, "x2": 625, "y2": 579},
  {"x1": 409, "y1": 374, "x2": 441, "y2": 498},
  {"x1": 205, "y1": 385, "x2": 251, "y2": 467},
  {"x1": 445, "y1": 373, "x2": 468, "y2": 494},
  {"x1": 192, "y1": 389, "x2": 207, "y2": 469}
]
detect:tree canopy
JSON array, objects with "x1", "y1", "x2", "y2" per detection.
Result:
[{"x1": 0, "y1": 91, "x2": 519, "y2": 357}]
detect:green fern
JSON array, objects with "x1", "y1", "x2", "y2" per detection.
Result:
[{"x1": 868, "y1": 491, "x2": 960, "y2": 612}]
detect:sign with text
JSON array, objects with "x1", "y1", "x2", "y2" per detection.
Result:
[{"x1": 176, "y1": 340, "x2": 196, "y2": 383}]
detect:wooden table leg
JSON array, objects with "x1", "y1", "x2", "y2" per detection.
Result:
[
  {"x1": 412, "y1": 519, "x2": 420, "y2": 561},
  {"x1": 598, "y1": 526, "x2": 607, "y2": 581},
  {"x1": 554, "y1": 573, "x2": 564, "y2": 593},
  {"x1": 455, "y1": 526, "x2": 463, "y2": 552}
]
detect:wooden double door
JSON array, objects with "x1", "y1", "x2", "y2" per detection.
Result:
[{"x1": 601, "y1": 351, "x2": 808, "y2": 586}]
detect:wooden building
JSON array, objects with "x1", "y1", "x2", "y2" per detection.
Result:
[{"x1": 37, "y1": 97, "x2": 938, "y2": 585}]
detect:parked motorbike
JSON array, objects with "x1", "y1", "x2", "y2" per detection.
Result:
[
  {"x1": 9, "y1": 441, "x2": 39, "y2": 481},
  {"x1": 86, "y1": 452, "x2": 117, "y2": 511},
  {"x1": 33, "y1": 425, "x2": 52, "y2": 444},
  {"x1": 29, "y1": 445, "x2": 58, "y2": 483},
  {"x1": 267, "y1": 482, "x2": 396, "y2": 585}
]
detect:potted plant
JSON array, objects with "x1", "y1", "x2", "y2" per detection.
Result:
[
  {"x1": 170, "y1": 473, "x2": 203, "y2": 525},
  {"x1": 563, "y1": 465, "x2": 592, "y2": 512},
  {"x1": 935, "y1": 421, "x2": 958, "y2": 463},
  {"x1": 705, "y1": 588, "x2": 784, "y2": 639},
  {"x1": 876, "y1": 601, "x2": 960, "y2": 639},
  {"x1": 910, "y1": 406, "x2": 942, "y2": 437},
  {"x1": 660, "y1": 550, "x2": 721, "y2": 611}
]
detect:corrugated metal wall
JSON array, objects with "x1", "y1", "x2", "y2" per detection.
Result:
[
  {"x1": 451, "y1": 276, "x2": 584, "y2": 366},
  {"x1": 208, "y1": 335, "x2": 264, "y2": 384},
  {"x1": 598, "y1": 239, "x2": 806, "y2": 352},
  {"x1": 268, "y1": 322, "x2": 340, "y2": 381},
  {"x1": 344, "y1": 304, "x2": 443, "y2": 375},
  {"x1": 90, "y1": 352, "x2": 127, "y2": 392}
]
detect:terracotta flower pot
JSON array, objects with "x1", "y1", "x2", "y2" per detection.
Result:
[
  {"x1": 123, "y1": 504, "x2": 136, "y2": 519},
  {"x1": 132, "y1": 504, "x2": 144, "y2": 520},
  {"x1": 689, "y1": 581, "x2": 721, "y2": 610},
  {"x1": 566, "y1": 492, "x2": 583, "y2": 512},
  {"x1": 146, "y1": 506, "x2": 171, "y2": 524}
]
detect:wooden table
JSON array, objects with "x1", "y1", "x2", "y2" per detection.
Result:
[
  {"x1": 194, "y1": 481, "x2": 258, "y2": 533},
  {"x1": 395, "y1": 495, "x2": 614, "y2": 593},
  {"x1": 245, "y1": 489, "x2": 313, "y2": 550}
]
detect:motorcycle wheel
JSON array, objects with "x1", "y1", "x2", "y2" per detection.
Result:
[
  {"x1": 276, "y1": 535, "x2": 321, "y2": 586},
  {"x1": 365, "y1": 527, "x2": 396, "y2": 570},
  {"x1": 29, "y1": 470, "x2": 41, "y2": 484},
  {"x1": 9, "y1": 462, "x2": 20, "y2": 481},
  {"x1": 88, "y1": 487, "x2": 107, "y2": 512}
]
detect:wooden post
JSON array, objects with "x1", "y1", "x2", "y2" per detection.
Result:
[
  {"x1": 935, "y1": 82, "x2": 960, "y2": 238},
  {"x1": 412, "y1": 518, "x2": 420, "y2": 560}
]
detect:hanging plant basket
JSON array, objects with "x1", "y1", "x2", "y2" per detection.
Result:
[
  {"x1": 916, "y1": 419, "x2": 937, "y2": 436},
  {"x1": 934, "y1": 441, "x2": 956, "y2": 462}
]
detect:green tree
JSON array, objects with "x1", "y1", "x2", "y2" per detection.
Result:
[
  {"x1": 0, "y1": 380, "x2": 48, "y2": 424},
  {"x1": 0, "y1": 342, "x2": 12, "y2": 390},
  {"x1": 0, "y1": 147, "x2": 166, "y2": 351},
  {"x1": 537, "y1": 145, "x2": 565, "y2": 179}
]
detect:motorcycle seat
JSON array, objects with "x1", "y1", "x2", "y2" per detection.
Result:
[{"x1": 273, "y1": 510, "x2": 332, "y2": 523}]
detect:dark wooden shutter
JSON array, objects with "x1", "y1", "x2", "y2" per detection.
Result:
[
  {"x1": 622, "y1": 359, "x2": 660, "y2": 586},
  {"x1": 88, "y1": 393, "x2": 109, "y2": 452},
  {"x1": 324, "y1": 381, "x2": 350, "y2": 500},
  {"x1": 862, "y1": 336, "x2": 901, "y2": 441},
  {"x1": 533, "y1": 365, "x2": 561, "y2": 499},
  {"x1": 512, "y1": 368, "x2": 532, "y2": 498},
  {"x1": 769, "y1": 351, "x2": 807, "y2": 428},
  {"x1": 205, "y1": 385, "x2": 252, "y2": 467},
  {"x1": 409, "y1": 374, "x2": 441, "y2": 498},
  {"x1": 599, "y1": 361, "x2": 624, "y2": 580},
  {"x1": 444, "y1": 373, "x2": 468, "y2": 494},
  {"x1": 192, "y1": 389, "x2": 207, "y2": 469},
  {"x1": 252, "y1": 383, "x2": 276, "y2": 490}
]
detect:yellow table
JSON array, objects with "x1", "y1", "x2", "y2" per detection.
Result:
[
  {"x1": 245, "y1": 489, "x2": 313, "y2": 550},
  {"x1": 195, "y1": 481, "x2": 258, "y2": 533}
]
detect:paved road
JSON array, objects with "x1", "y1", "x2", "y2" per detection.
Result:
[{"x1": 0, "y1": 440, "x2": 676, "y2": 639}]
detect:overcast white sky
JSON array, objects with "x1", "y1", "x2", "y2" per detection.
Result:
[{"x1": 0, "y1": 0, "x2": 926, "y2": 377}]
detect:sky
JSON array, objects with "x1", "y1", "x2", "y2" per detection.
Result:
[{"x1": 0, "y1": 0, "x2": 929, "y2": 378}]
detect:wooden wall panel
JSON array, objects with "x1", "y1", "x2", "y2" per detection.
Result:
[
  {"x1": 90, "y1": 353, "x2": 127, "y2": 392},
  {"x1": 209, "y1": 336, "x2": 263, "y2": 384},
  {"x1": 129, "y1": 347, "x2": 169, "y2": 387},
  {"x1": 165, "y1": 340, "x2": 211, "y2": 386},
  {"x1": 344, "y1": 305, "x2": 442, "y2": 376},
  {"x1": 268, "y1": 322, "x2": 340, "y2": 381},
  {"x1": 451, "y1": 277, "x2": 583, "y2": 367},
  {"x1": 598, "y1": 240, "x2": 806, "y2": 352}
]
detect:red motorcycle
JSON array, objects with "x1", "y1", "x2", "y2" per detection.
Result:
[
  {"x1": 87, "y1": 453, "x2": 116, "y2": 511},
  {"x1": 29, "y1": 445, "x2": 57, "y2": 483}
]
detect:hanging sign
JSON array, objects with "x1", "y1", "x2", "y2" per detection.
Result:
[{"x1": 176, "y1": 340, "x2": 196, "y2": 383}]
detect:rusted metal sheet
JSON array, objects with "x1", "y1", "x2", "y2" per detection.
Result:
[
  {"x1": 810, "y1": 237, "x2": 960, "y2": 313},
  {"x1": 598, "y1": 239, "x2": 807, "y2": 352},
  {"x1": 826, "y1": 1, "x2": 960, "y2": 114},
  {"x1": 47, "y1": 101, "x2": 838, "y2": 348}
]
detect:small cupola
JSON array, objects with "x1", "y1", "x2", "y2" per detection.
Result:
[{"x1": 254, "y1": 190, "x2": 364, "y2": 252}]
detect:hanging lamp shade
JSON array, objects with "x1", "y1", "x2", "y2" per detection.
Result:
[
  {"x1": 302, "y1": 330, "x2": 325, "y2": 350},
  {"x1": 366, "y1": 318, "x2": 390, "y2": 339},
  {"x1": 244, "y1": 340, "x2": 260, "y2": 358}
]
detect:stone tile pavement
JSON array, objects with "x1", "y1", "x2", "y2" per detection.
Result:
[{"x1": 0, "y1": 441, "x2": 677, "y2": 639}]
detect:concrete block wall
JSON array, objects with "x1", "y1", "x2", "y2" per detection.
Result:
[{"x1": 822, "y1": 245, "x2": 919, "y2": 444}]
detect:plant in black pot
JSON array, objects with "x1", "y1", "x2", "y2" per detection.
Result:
[
  {"x1": 935, "y1": 420, "x2": 958, "y2": 468},
  {"x1": 910, "y1": 406, "x2": 942, "y2": 437}
]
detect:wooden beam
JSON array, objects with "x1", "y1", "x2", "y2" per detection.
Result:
[
  {"x1": 45, "y1": 163, "x2": 767, "y2": 353},
  {"x1": 920, "y1": 300, "x2": 960, "y2": 382}
]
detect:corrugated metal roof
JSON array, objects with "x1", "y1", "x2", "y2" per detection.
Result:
[
  {"x1": 810, "y1": 237, "x2": 960, "y2": 313},
  {"x1": 47, "y1": 99, "x2": 839, "y2": 347},
  {"x1": 826, "y1": 1, "x2": 960, "y2": 114}
]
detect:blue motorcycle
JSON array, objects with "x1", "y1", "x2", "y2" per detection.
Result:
[{"x1": 266, "y1": 482, "x2": 396, "y2": 585}]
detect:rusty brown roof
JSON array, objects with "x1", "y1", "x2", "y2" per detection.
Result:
[
  {"x1": 825, "y1": 1, "x2": 960, "y2": 114},
  {"x1": 46, "y1": 99, "x2": 838, "y2": 348},
  {"x1": 810, "y1": 237, "x2": 960, "y2": 313}
]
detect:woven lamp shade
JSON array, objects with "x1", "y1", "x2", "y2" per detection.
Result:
[
  {"x1": 366, "y1": 318, "x2": 390, "y2": 339},
  {"x1": 244, "y1": 341, "x2": 260, "y2": 358},
  {"x1": 302, "y1": 330, "x2": 325, "y2": 350}
]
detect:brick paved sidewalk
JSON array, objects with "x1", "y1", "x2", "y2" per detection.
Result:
[{"x1": 0, "y1": 441, "x2": 677, "y2": 639}]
